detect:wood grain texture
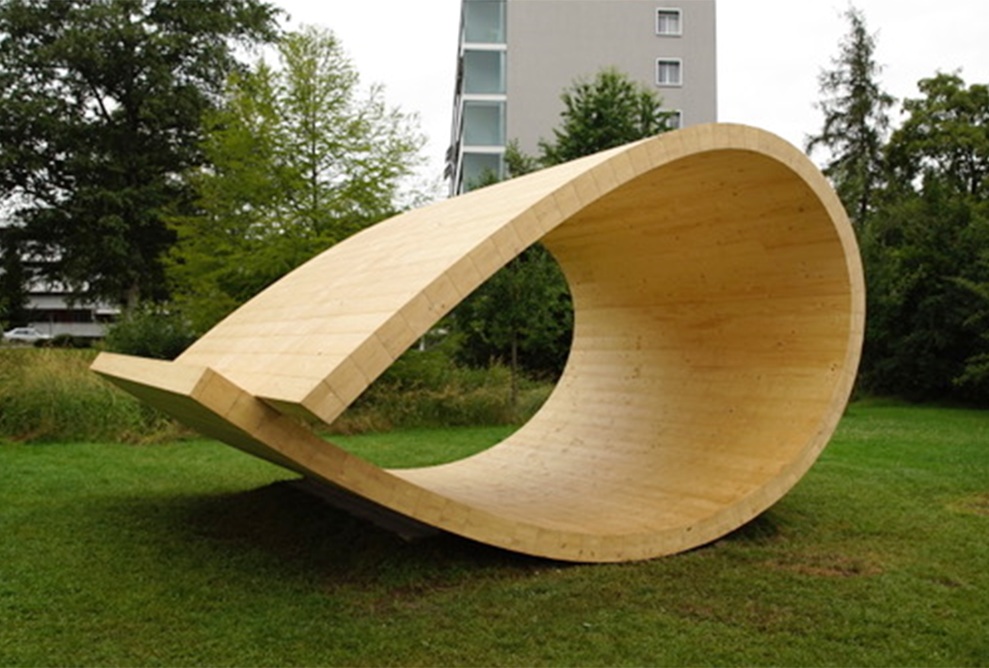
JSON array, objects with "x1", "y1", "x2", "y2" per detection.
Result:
[{"x1": 91, "y1": 124, "x2": 864, "y2": 562}]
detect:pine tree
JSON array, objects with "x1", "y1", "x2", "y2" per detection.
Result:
[{"x1": 806, "y1": 7, "x2": 894, "y2": 226}]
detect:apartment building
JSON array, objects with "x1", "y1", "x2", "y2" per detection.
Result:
[{"x1": 448, "y1": 0, "x2": 717, "y2": 193}]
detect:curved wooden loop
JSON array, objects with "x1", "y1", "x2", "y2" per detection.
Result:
[{"x1": 93, "y1": 124, "x2": 864, "y2": 562}]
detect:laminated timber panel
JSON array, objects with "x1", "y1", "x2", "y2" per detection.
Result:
[{"x1": 92, "y1": 124, "x2": 864, "y2": 563}]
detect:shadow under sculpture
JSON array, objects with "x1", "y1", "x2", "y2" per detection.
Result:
[{"x1": 92, "y1": 124, "x2": 865, "y2": 563}]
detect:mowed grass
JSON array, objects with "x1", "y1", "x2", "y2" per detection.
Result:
[{"x1": 1, "y1": 404, "x2": 987, "y2": 666}]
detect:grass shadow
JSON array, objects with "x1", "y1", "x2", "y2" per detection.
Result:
[
  {"x1": 137, "y1": 480, "x2": 552, "y2": 590},
  {"x1": 148, "y1": 480, "x2": 806, "y2": 581},
  {"x1": 719, "y1": 510, "x2": 786, "y2": 545}
]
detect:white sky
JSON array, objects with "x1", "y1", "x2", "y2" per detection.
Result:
[{"x1": 274, "y1": 0, "x2": 988, "y2": 186}]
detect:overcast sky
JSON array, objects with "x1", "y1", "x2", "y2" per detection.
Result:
[{"x1": 274, "y1": 0, "x2": 988, "y2": 187}]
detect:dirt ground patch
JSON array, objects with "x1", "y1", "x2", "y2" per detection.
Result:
[
  {"x1": 764, "y1": 552, "x2": 884, "y2": 578},
  {"x1": 949, "y1": 493, "x2": 989, "y2": 517}
]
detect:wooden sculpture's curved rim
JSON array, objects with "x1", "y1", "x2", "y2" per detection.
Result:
[
  {"x1": 92, "y1": 124, "x2": 864, "y2": 563},
  {"x1": 386, "y1": 126, "x2": 864, "y2": 560}
]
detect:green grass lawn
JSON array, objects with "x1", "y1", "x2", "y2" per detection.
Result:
[{"x1": 1, "y1": 404, "x2": 987, "y2": 666}]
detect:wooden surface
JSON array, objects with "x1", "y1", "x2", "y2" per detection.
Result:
[{"x1": 92, "y1": 124, "x2": 865, "y2": 562}]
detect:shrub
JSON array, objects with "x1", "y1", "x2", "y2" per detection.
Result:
[
  {"x1": 49, "y1": 334, "x2": 92, "y2": 349},
  {"x1": 330, "y1": 347, "x2": 553, "y2": 434},
  {"x1": 103, "y1": 305, "x2": 197, "y2": 360}
]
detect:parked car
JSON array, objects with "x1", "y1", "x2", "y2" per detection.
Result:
[{"x1": 2, "y1": 327, "x2": 52, "y2": 344}]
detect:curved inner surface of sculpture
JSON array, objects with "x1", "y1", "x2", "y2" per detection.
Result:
[{"x1": 92, "y1": 124, "x2": 865, "y2": 562}]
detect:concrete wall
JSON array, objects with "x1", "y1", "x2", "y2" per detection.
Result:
[{"x1": 505, "y1": 0, "x2": 717, "y2": 154}]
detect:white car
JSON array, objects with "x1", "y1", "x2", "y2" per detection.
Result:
[{"x1": 2, "y1": 327, "x2": 52, "y2": 344}]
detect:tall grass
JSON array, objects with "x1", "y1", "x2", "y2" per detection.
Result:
[
  {"x1": 0, "y1": 348, "x2": 181, "y2": 443},
  {"x1": 0, "y1": 347, "x2": 552, "y2": 443}
]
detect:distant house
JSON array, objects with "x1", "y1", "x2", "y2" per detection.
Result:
[
  {"x1": 1, "y1": 220, "x2": 118, "y2": 339},
  {"x1": 447, "y1": 0, "x2": 718, "y2": 193},
  {"x1": 20, "y1": 276, "x2": 118, "y2": 339}
]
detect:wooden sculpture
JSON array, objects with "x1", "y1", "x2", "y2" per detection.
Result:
[{"x1": 92, "y1": 124, "x2": 864, "y2": 563}]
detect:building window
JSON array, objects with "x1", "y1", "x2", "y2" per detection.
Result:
[
  {"x1": 463, "y1": 100, "x2": 505, "y2": 146},
  {"x1": 661, "y1": 109, "x2": 683, "y2": 130},
  {"x1": 463, "y1": 49, "x2": 506, "y2": 95},
  {"x1": 461, "y1": 152, "x2": 503, "y2": 191},
  {"x1": 656, "y1": 9, "x2": 682, "y2": 36},
  {"x1": 464, "y1": 0, "x2": 506, "y2": 44},
  {"x1": 656, "y1": 59, "x2": 682, "y2": 86}
]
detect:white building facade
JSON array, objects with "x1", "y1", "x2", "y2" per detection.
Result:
[{"x1": 449, "y1": 0, "x2": 717, "y2": 193}]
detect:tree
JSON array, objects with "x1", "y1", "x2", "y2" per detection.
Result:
[
  {"x1": 860, "y1": 73, "x2": 989, "y2": 402},
  {"x1": 953, "y1": 265, "x2": 989, "y2": 390},
  {"x1": 504, "y1": 140, "x2": 540, "y2": 178},
  {"x1": 454, "y1": 68, "x2": 671, "y2": 385},
  {"x1": 454, "y1": 243, "x2": 573, "y2": 400},
  {"x1": 0, "y1": 224, "x2": 29, "y2": 328},
  {"x1": 806, "y1": 6, "x2": 894, "y2": 226},
  {"x1": 886, "y1": 73, "x2": 989, "y2": 199},
  {"x1": 539, "y1": 67, "x2": 674, "y2": 166},
  {"x1": 167, "y1": 26, "x2": 424, "y2": 332},
  {"x1": 0, "y1": 0, "x2": 281, "y2": 310}
]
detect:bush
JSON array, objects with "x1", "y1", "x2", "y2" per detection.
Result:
[
  {"x1": 103, "y1": 305, "x2": 197, "y2": 360},
  {"x1": 48, "y1": 334, "x2": 92, "y2": 349},
  {"x1": 330, "y1": 346, "x2": 554, "y2": 434}
]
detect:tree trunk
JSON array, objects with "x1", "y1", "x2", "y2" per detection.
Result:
[{"x1": 124, "y1": 281, "x2": 141, "y2": 313}]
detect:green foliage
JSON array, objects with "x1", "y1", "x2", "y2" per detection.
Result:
[
  {"x1": 0, "y1": 225, "x2": 29, "y2": 328},
  {"x1": 952, "y1": 271, "x2": 989, "y2": 388},
  {"x1": 859, "y1": 73, "x2": 989, "y2": 402},
  {"x1": 806, "y1": 6, "x2": 894, "y2": 225},
  {"x1": 0, "y1": 0, "x2": 281, "y2": 309},
  {"x1": 539, "y1": 67, "x2": 673, "y2": 166},
  {"x1": 0, "y1": 348, "x2": 180, "y2": 442},
  {"x1": 103, "y1": 303, "x2": 197, "y2": 360},
  {"x1": 454, "y1": 245, "x2": 572, "y2": 381},
  {"x1": 504, "y1": 139, "x2": 540, "y2": 177},
  {"x1": 886, "y1": 73, "x2": 989, "y2": 199},
  {"x1": 332, "y1": 346, "x2": 551, "y2": 433},
  {"x1": 168, "y1": 26, "x2": 424, "y2": 333},
  {"x1": 1, "y1": 404, "x2": 988, "y2": 665},
  {"x1": 807, "y1": 10, "x2": 989, "y2": 404},
  {"x1": 48, "y1": 333, "x2": 91, "y2": 349}
]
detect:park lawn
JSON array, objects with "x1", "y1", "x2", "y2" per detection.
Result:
[{"x1": 0, "y1": 403, "x2": 987, "y2": 666}]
